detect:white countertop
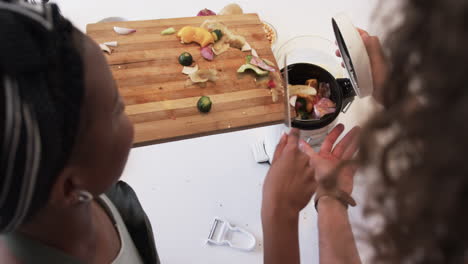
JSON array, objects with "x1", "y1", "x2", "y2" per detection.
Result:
[{"x1": 53, "y1": 0, "x2": 381, "y2": 263}]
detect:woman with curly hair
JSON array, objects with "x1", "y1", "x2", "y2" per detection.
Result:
[{"x1": 262, "y1": 0, "x2": 468, "y2": 263}]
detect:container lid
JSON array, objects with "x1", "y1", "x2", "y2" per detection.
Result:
[{"x1": 332, "y1": 13, "x2": 373, "y2": 98}]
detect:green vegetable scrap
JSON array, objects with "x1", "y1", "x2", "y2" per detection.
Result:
[
  {"x1": 211, "y1": 29, "x2": 223, "y2": 42},
  {"x1": 237, "y1": 64, "x2": 269, "y2": 77},
  {"x1": 161, "y1": 27, "x2": 176, "y2": 35}
]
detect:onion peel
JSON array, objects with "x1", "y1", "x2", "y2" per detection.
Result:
[{"x1": 114, "y1": 26, "x2": 136, "y2": 35}]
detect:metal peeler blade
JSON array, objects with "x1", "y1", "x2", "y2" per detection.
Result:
[{"x1": 283, "y1": 55, "x2": 292, "y2": 128}]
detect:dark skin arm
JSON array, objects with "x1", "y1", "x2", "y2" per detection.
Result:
[
  {"x1": 262, "y1": 126, "x2": 360, "y2": 264},
  {"x1": 262, "y1": 129, "x2": 315, "y2": 264},
  {"x1": 317, "y1": 197, "x2": 361, "y2": 264},
  {"x1": 301, "y1": 124, "x2": 362, "y2": 264},
  {"x1": 261, "y1": 207, "x2": 300, "y2": 264}
]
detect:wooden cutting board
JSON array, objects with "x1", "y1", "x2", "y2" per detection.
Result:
[{"x1": 87, "y1": 14, "x2": 284, "y2": 146}]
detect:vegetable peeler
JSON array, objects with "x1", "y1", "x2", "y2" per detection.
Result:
[{"x1": 206, "y1": 217, "x2": 256, "y2": 251}]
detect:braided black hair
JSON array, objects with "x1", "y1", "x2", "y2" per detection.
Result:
[{"x1": 0, "y1": 1, "x2": 84, "y2": 232}]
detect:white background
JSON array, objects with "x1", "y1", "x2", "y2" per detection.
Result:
[{"x1": 53, "y1": 0, "x2": 384, "y2": 263}]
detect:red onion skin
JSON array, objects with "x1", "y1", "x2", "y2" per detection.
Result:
[
  {"x1": 201, "y1": 46, "x2": 214, "y2": 61},
  {"x1": 197, "y1": 8, "x2": 216, "y2": 16}
]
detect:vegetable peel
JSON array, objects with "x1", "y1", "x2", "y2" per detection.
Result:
[
  {"x1": 201, "y1": 45, "x2": 215, "y2": 61},
  {"x1": 248, "y1": 56, "x2": 276, "y2": 72},
  {"x1": 103, "y1": 41, "x2": 118, "y2": 47},
  {"x1": 288, "y1": 85, "x2": 317, "y2": 96},
  {"x1": 241, "y1": 42, "x2": 252, "y2": 52},
  {"x1": 161, "y1": 27, "x2": 176, "y2": 35},
  {"x1": 237, "y1": 64, "x2": 269, "y2": 76},
  {"x1": 200, "y1": 20, "x2": 246, "y2": 50},
  {"x1": 99, "y1": 44, "x2": 111, "y2": 54},
  {"x1": 114, "y1": 26, "x2": 136, "y2": 35},
  {"x1": 212, "y1": 39, "x2": 230, "y2": 55},
  {"x1": 189, "y1": 69, "x2": 218, "y2": 83},
  {"x1": 289, "y1": 96, "x2": 298, "y2": 107},
  {"x1": 263, "y1": 58, "x2": 276, "y2": 67},
  {"x1": 219, "y1": 3, "x2": 243, "y2": 15},
  {"x1": 314, "y1": 98, "x2": 336, "y2": 118},
  {"x1": 251, "y1": 48, "x2": 258, "y2": 57},
  {"x1": 182, "y1": 65, "x2": 199, "y2": 75},
  {"x1": 197, "y1": 8, "x2": 216, "y2": 16}
]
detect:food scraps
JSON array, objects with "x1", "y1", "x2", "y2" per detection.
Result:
[
  {"x1": 211, "y1": 29, "x2": 223, "y2": 42},
  {"x1": 241, "y1": 42, "x2": 252, "y2": 52},
  {"x1": 114, "y1": 26, "x2": 136, "y2": 35},
  {"x1": 237, "y1": 64, "x2": 269, "y2": 77},
  {"x1": 189, "y1": 69, "x2": 218, "y2": 83},
  {"x1": 247, "y1": 55, "x2": 276, "y2": 72},
  {"x1": 201, "y1": 45, "x2": 215, "y2": 61},
  {"x1": 289, "y1": 79, "x2": 336, "y2": 120},
  {"x1": 201, "y1": 20, "x2": 246, "y2": 55},
  {"x1": 161, "y1": 27, "x2": 176, "y2": 35},
  {"x1": 197, "y1": 8, "x2": 216, "y2": 16},
  {"x1": 182, "y1": 65, "x2": 199, "y2": 75},
  {"x1": 99, "y1": 43, "x2": 112, "y2": 54},
  {"x1": 218, "y1": 3, "x2": 243, "y2": 15},
  {"x1": 177, "y1": 26, "x2": 214, "y2": 47},
  {"x1": 103, "y1": 41, "x2": 118, "y2": 47}
]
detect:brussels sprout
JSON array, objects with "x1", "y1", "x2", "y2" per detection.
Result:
[
  {"x1": 197, "y1": 96, "x2": 212, "y2": 113},
  {"x1": 212, "y1": 29, "x2": 223, "y2": 42},
  {"x1": 179, "y1": 52, "x2": 193, "y2": 66}
]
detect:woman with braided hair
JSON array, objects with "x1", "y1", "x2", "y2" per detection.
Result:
[{"x1": 0, "y1": 1, "x2": 159, "y2": 263}]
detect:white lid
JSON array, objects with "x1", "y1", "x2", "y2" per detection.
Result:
[{"x1": 332, "y1": 13, "x2": 374, "y2": 98}]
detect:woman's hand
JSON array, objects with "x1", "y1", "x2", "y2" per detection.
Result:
[
  {"x1": 262, "y1": 128, "x2": 317, "y2": 216},
  {"x1": 299, "y1": 124, "x2": 360, "y2": 195},
  {"x1": 336, "y1": 28, "x2": 388, "y2": 104},
  {"x1": 262, "y1": 128, "x2": 316, "y2": 264}
]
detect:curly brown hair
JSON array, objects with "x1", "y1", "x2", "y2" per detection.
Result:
[{"x1": 358, "y1": 0, "x2": 468, "y2": 263}]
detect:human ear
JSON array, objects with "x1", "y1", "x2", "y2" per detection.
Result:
[{"x1": 48, "y1": 166, "x2": 82, "y2": 208}]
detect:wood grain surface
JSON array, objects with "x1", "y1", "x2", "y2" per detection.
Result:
[{"x1": 87, "y1": 14, "x2": 284, "y2": 146}]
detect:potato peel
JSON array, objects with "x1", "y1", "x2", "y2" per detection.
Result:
[
  {"x1": 288, "y1": 85, "x2": 317, "y2": 96},
  {"x1": 182, "y1": 65, "x2": 199, "y2": 75},
  {"x1": 212, "y1": 38, "x2": 230, "y2": 55},
  {"x1": 99, "y1": 44, "x2": 111, "y2": 54},
  {"x1": 103, "y1": 41, "x2": 118, "y2": 47},
  {"x1": 189, "y1": 69, "x2": 218, "y2": 83},
  {"x1": 201, "y1": 20, "x2": 246, "y2": 51},
  {"x1": 114, "y1": 26, "x2": 136, "y2": 35},
  {"x1": 241, "y1": 42, "x2": 252, "y2": 52}
]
